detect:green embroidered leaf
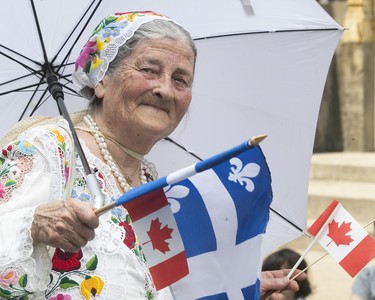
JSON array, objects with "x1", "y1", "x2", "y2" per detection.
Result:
[
  {"x1": 58, "y1": 142, "x2": 66, "y2": 152},
  {"x1": 5, "y1": 180, "x2": 16, "y2": 187},
  {"x1": 104, "y1": 16, "x2": 118, "y2": 26},
  {"x1": 86, "y1": 254, "x2": 98, "y2": 271},
  {"x1": 18, "y1": 274, "x2": 28, "y2": 288},
  {"x1": 59, "y1": 277, "x2": 79, "y2": 289},
  {"x1": 0, "y1": 157, "x2": 5, "y2": 165},
  {"x1": 19, "y1": 296, "x2": 29, "y2": 300},
  {"x1": 84, "y1": 59, "x2": 92, "y2": 74},
  {"x1": 0, "y1": 286, "x2": 12, "y2": 299},
  {"x1": 92, "y1": 20, "x2": 105, "y2": 35},
  {"x1": 147, "y1": 291, "x2": 154, "y2": 300}
]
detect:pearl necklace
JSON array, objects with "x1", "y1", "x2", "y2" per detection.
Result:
[{"x1": 83, "y1": 114, "x2": 147, "y2": 192}]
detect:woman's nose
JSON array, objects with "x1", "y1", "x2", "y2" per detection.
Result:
[{"x1": 152, "y1": 76, "x2": 174, "y2": 101}]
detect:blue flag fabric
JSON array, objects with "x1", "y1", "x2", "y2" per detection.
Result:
[{"x1": 165, "y1": 145, "x2": 272, "y2": 300}]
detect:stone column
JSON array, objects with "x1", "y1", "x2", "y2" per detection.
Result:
[
  {"x1": 314, "y1": 2, "x2": 344, "y2": 153},
  {"x1": 337, "y1": 0, "x2": 375, "y2": 151}
]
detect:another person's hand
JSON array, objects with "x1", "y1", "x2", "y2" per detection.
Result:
[
  {"x1": 31, "y1": 199, "x2": 99, "y2": 252},
  {"x1": 260, "y1": 269, "x2": 307, "y2": 300}
]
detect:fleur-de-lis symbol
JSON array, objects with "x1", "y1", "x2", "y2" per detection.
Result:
[
  {"x1": 164, "y1": 185, "x2": 190, "y2": 213},
  {"x1": 228, "y1": 157, "x2": 260, "y2": 192}
]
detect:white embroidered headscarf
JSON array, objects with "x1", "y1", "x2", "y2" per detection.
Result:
[{"x1": 72, "y1": 11, "x2": 174, "y2": 100}]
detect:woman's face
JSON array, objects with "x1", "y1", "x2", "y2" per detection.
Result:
[{"x1": 95, "y1": 37, "x2": 194, "y2": 146}]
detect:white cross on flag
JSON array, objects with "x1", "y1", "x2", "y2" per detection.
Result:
[{"x1": 308, "y1": 200, "x2": 375, "y2": 277}]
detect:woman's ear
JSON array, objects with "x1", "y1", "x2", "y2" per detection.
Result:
[{"x1": 94, "y1": 78, "x2": 106, "y2": 99}]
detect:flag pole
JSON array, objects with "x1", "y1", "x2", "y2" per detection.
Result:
[
  {"x1": 94, "y1": 134, "x2": 267, "y2": 216},
  {"x1": 286, "y1": 203, "x2": 342, "y2": 279}
]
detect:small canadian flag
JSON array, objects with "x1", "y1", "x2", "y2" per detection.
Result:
[
  {"x1": 123, "y1": 189, "x2": 189, "y2": 290},
  {"x1": 308, "y1": 200, "x2": 375, "y2": 277}
]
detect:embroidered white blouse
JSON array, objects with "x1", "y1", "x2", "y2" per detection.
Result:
[{"x1": 0, "y1": 120, "x2": 172, "y2": 300}]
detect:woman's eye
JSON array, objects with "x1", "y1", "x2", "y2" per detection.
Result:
[{"x1": 174, "y1": 76, "x2": 186, "y2": 85}]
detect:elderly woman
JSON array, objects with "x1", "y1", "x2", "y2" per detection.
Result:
[{"x1": 0, "y1": 11, "x2": 304, "y2": 299}]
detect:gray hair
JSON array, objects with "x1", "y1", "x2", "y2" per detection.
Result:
[{"x1": 89, "y1": 19, "x2": 197, "y2": 111}]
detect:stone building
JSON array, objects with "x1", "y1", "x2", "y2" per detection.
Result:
[{"x1": 315, "y1": 0, "x2": 375, "y2": 152}]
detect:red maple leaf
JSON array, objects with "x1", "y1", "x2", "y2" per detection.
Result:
[
  {"x1": 326, "y1": 219, "x2": 354, "y2": 247},
  {"x1": 144, "y1": 217, "x2": 173, "y2": 254}
]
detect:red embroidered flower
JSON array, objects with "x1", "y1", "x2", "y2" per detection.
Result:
[
  {"x1": 119, "y1": 221, "x2": 136, "y2": 249},
  {"x1": 52, "y1": 248, "x2": 83, "y2": 272}
]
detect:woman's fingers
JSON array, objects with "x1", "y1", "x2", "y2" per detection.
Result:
[
  {"x1": 31, "y1": 199, "x2": 99, "y2": 251},
  {"x1": 65, "y1": 199, "x2": 99, "y2": 230},
  {"x1": 260, "y1": 269, "x2": 307, "y2": 300}
]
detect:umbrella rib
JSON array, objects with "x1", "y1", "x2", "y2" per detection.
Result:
[
  {"x1": 29, "y1": 89, "x2": 51, "y2": 117},
  {"x1": 0, "y1": 73, "x2": 37, "y2": 87},
  {"x1": 163, "y1": 137, "x2": 203, "y2": 161},
  {"x1": 54, "y1": 0, "x2": 103, "y2": 74},
  {"x1": 269, "y1": 207, "x2": 305, "y2": 233},
  {"x1": 62, "y1": 84, "x2": 78, "y2": 96},
  {"x1": 0, "y1": 50, "x2": 44, "y2": 78},
  {"x1": 19, "y1": 78, "x2": 46, "y2": 120},
  {"x1": 30, "y1": 0, "x2": 50, "y2": 66},
  {"x1": 164, "y1": 137, "x2": 305, "y2": 234},
  {"x1": 0, "y1": 82, "x2": 46, "y2": 96},
  {"x1": 52, "y1": 0, "x2": 98, "y2": 64},
  {"x1": 193, "y1": 27, "x2": 341, "y2": 41},
  {"x1": 0, "y1": 44, "x2": 42, "y2": 67}
]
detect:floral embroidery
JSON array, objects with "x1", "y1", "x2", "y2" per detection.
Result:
[
  {"x1": 75, "y1": 40, "x2": 96, "y2": 71},
  {"x1": 50, "y1": 128, "x2": 71, "y2": 190},
  {"x1": 0, "y1": 141, "x2": 36, "y2": 204},
  {"x1": 78, "y1": 192, "x2": 91, "y2": 202},
  {"x1": 48, "y1": 294, "x2": 72, "y2": 300},
  {"x1": 111, "y1": 208, "x2": 145, "y2": 259},
  {"x1": 17, "y1": 141, "x2": 35, "y2": 156},
  {"x1": 0, "y1": 269, "x2": 31, "y2": 299},
  {"x1": 74, "y1": 12, "x2": 158, "y2": 75},
  {"x1": 52, "y1": 248, "x2": 83, "y2": 272},
  {"x1": 80, "y1": 276, "x2": 104, "y2": 300},
  {"x1": 119, "y1": 220, "x2": 136, "y2": 249},
  {"x1": 0, "y1": 270, "x2": 18, "y2": 287},
  {"x1": 47, "y1": 248, "x2": 103, "y2": 299}
]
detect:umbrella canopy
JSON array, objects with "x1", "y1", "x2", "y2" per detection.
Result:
[{"x1": 0, "y1": 0, "x2": 343, "y2": 254}]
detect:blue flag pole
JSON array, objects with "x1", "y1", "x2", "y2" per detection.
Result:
[{"x1": 94, "y1": 134, "x2": 267, "y2": 216}]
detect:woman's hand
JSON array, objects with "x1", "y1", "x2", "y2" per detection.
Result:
[
  {"x1": 31, "y1": 199, "x2": 99, "y2": 252},
  {"x1": 260, "y1": 269, "x2": 307, "y2": 300}
]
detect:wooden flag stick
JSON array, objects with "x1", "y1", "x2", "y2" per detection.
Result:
[
  {"x1": 94, "y1": 202, "x2": 116, "y2": 216},
  {"x1": 250, "y1": 134, "x2": 268, "y2": 146},
  {"x1": 286, "y1": 203, "x2": 342, "y2": 279}
]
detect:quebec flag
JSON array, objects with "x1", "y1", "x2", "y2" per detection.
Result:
[{"x1": 165, "y1": 145, "x2": 273, "y2": 300}]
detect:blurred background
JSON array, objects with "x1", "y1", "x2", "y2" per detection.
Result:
[{"x1": 276, "y1": 0, "x2": 375, "y2": 298}]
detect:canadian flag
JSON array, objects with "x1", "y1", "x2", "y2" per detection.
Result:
[
  {"x1": 308, "y1": 200, "x2": 375, "y2": 277},
  {"x1": 123, "y1": 189, "x2": 189, "y2": 290}
]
